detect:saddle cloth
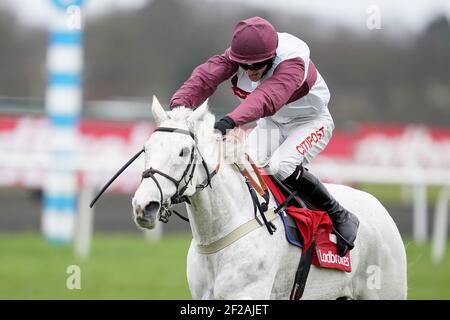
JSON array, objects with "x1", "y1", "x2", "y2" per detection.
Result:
[{"x1": 261, "y1": 173, "x2": 352, "y2": 272}]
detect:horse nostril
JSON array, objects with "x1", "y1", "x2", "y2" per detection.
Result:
[{"x1": 144, "y1": 201, "x2": 161, "y2": 217}]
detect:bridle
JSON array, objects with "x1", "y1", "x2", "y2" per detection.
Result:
[
  {"x1": 90, "y1": 126, "x2": 222, "y2": 223},
  {"x1": 140, "y1": 127, "x2": 221, "y2": 222}
]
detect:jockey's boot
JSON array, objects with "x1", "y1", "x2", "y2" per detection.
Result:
[{"x1": 283, "y1": 166, "x2": 360, "y2": 256}]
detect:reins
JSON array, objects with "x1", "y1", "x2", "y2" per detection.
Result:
[{"x1": 89, "y1": 148, "x2": 145, "y2": 208}]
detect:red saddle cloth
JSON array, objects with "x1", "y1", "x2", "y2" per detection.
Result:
[{"x1": 261, "y1": 173, "x2": 351, "y2": 272}]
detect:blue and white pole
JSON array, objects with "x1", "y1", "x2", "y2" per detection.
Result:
[{"x1": 42, "y1": 0, "x2": 85, "y2": 243}]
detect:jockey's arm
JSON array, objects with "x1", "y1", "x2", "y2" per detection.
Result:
[
  {"x1": 227, "y1": 57, "x2": 305, "y2": 126},
  {"x1": 170, "y1": 51, "x2": 238, "y2": 109}
]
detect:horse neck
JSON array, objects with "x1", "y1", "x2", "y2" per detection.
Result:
[{"x1": 187, "y1": 142, "x2": 256, "y2": 245}]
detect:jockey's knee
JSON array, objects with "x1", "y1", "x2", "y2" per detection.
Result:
[{"x1": 267, "y1": 158, "x2": 301, "y2": 181}]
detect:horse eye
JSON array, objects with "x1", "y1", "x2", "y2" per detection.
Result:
[{"x1": 179, "y1": 147, "x2": 190, "y2": 157}]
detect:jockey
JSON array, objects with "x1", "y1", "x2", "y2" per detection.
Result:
[{"x1": 169, "y1": 16, "x2": 359, "y2": 256}]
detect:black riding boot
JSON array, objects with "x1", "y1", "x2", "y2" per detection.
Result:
[{"x1": 283, "y1": 166, "x2": 360, "y2": 256}]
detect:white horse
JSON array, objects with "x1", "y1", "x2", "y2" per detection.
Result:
[{"x1": 132, "y1": 96, "x2": 407, "y2": 300}]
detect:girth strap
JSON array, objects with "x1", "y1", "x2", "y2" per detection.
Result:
[
  {"x1": 196, "y1": 209, "x2": 279, "y2": 254},
  {"x1": 290, "y1": 240, "x2": 315, "y2": 300}
]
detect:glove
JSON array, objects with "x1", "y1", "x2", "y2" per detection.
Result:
[{"x1": 214, "y1": 116, "x2": 236, "y2": 135}]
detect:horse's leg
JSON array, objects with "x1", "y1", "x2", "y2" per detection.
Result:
[
  {"x1": 187, "y1": 242, "x2": 215, "y2": 299},
  {"x1": 213, "y1": 272, "x2": 277, "y2": 300},
  {"x1": 212, "y1": 257, "x2": 278, "y2": 299},
  {"x1": 212, "y1": 233, "x2": 283, "y2": 300},
  {"x1": 188, "y1": 240, "x2": 278, "y2": 300}
]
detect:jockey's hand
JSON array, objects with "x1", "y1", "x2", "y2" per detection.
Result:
[{"x1": 214, "y1": 116, "x2": 235, "y2": 136}]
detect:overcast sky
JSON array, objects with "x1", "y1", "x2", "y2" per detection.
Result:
[{"x1": 4, "y1": 0, "x2": 450, "y2": 34}]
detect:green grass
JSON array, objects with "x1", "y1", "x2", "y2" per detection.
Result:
[
  {"x1": 0, "y1": 233, "x2": 192, "y2": 299},
  {"x1": 1, "y1": 233, "x2": 449, "y2": 299},
  {"x1": 405, "y1": 239, "x2": 450, "y2": 299}
]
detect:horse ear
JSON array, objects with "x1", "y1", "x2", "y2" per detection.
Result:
[
  {"x1": 151, "y1": 95, "x2": 168, "y2": 125},
  {"x1": 188, "y1": 99, "x2": 209, "y2": 123}
]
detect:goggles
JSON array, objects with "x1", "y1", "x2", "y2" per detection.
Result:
[{"x1": 239, "y1": 58, "x2": 274, "y2": 71}]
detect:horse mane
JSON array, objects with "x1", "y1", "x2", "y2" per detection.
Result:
[
  {"x1": 166, "y1": 107, "x2": 195, "y2": 123},
  {"x1": 166, "y1": 105, "x2": 215, "y2": 139}
]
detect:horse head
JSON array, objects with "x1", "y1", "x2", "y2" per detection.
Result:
[{"x1": 132, "y1": 96, "x2": 215, "y2": 229}]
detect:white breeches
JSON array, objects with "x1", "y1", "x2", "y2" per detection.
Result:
[{"x1": 246, "y1": 107, "x2": 334, "y2": 180}]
